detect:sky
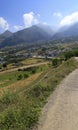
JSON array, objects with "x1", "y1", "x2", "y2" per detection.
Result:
[{"x1": 0, "y1": 0, "x2": 78, "y2": 32}]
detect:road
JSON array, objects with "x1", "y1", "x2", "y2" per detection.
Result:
[
  {"x1": 38, "y1": 68, "x2": 78, "y2": 130},
  {"x1": 0, "y1": 62, "x2": 48, "y2": 74}
]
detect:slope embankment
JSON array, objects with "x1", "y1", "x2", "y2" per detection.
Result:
[{"x1": 38, "y1": 68, "x2": 78, "y2": 130}]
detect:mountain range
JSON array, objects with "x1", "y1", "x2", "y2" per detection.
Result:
[
  {"x1": 0, "y1": 30, "x2": 12, "y2": 44},
  {"x1": 0, "y1": 23, "x2": 78, "y2": 48},
  {"x1": 52, "y1": 23, "x2": 78, "y2": 39}
]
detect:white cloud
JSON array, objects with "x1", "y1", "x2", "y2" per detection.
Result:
[
  {"x1": 23, "y1": 12, "x2": 39, "y2": 28},
  {"x1": 53, "y1": 12, "x2": 62, "y2": 18},
  {"x1": 0, "y1": 17, "x2": 9, "y2": 30},
  {"x1": 14, "y1": 25, "x2": 23, "y2": 31},
  {"x1": 43, "y1": 22, "x2": 48, "y2": 25},
  {"x1": 60, "y1": 11, "x2": 78, "y2": 26},
  {"x1": 37, "y1": 13, "x2": 40, "y2": 17}
]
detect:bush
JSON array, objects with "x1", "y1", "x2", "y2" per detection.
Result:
[
  {"x1": 18, "y1": 68, "x2": 22, "y2": 71},
  {"x1": 0, "y1": 92, "x2": 18, "y2": 105},
  {"x1": 52, "y1": 58, "x2": 62, "y2": 67},
  {"x1": 31, "y1": 69, "x2": 36, "y2": 74},
  {"x1": 2, "y1": 63, "x2": 7, "y2": 68},
  {"x1": 0, "y1": 105, "x2": 40, "y2": 130},
  {"x1": 63, "y1": 49, "x2": 78, "y2": 60},
  {"x1": 17, "y1": 74, "x2": 22, "y2": 80},
  {"x1": 24, "y1": 74, "x2": 29, "y2": 79}
]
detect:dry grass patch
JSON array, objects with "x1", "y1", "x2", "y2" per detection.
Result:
[
  {"x1": 21, "y1": 58, "x2": 45, "y2": 65},
  {"x1": 0, "y1": 72, "x2": 42, "y2": 97}
]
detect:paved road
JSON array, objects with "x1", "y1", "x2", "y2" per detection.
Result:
[{"x1": 38, "y1": 69, "x2": 78, "y2": 130}]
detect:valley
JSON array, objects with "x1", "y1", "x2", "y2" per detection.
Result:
[
  {"x1": 0, "y1": 22, "x2": 78, "y2": 130},
  {"x1": 1, "y1": 1, "x2": 78, "y2": 130}
]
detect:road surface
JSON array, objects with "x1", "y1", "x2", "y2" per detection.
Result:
[{"x1": 38, "y1": 68, "x2": 78, "y2": 130}]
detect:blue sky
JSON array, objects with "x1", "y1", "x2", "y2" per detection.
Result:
[{"x1": 0, "y1": 0, "x2": 78, "y2": 32}]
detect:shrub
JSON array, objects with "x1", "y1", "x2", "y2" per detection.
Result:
[
  {"x1": 17, "y1": 74, "x2": 22, "y2": 80},
  {"x1": 0, "y1": 92, "x2": 18, "y2": 105},
  {"x1": 18, "y1": 68, "x2": 22, "y2": 71},
  {"x1": 24, "y1": 74, "x2": 29, "y2": 79},
  {"x1": 2, "y1": 63, "x2": 7, "y2": 68},
  {"x1": 52, "y1": 58, "x2": 61, "y2": 67}
]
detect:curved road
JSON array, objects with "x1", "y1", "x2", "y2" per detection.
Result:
[{"x1": 38, "y1": 68, "x2": 78, "y2": 130}]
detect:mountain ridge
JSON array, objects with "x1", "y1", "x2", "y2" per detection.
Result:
[
  {"x1": 1, "y1": 22, "x2": 78, "y2": 48},
  {"x1": 0, "y1": 24, "x2": 54, "y2": 48},
  {"x1": 52, "y1": 22, "x2": 78, "y2": 40},
  {"x1": 0, "y1": 30, "x2": 12, "y2": 44}
]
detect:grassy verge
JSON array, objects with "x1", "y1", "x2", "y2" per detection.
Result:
[{"x1": 0, "y1": 58, "x2": 78, "y2": 130}]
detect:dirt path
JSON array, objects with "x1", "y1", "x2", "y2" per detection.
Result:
[
  {"x1": 0, "y1": 62, "x2": 48, "y2": 74},
  {"x1": 38, "y1": 69, "x2": 78, "y2": 130}
]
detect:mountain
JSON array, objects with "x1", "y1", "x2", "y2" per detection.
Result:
[
  {"x1": 52, "y1": 23, "x2": 78, "y2": 40},
  {"x1": 36, "y1": 23, "x2": 55, "y2": 36},
  {"x1": 1, "y1": 23, "x2": 78, "y2": 49},
  {"x1": 0, "y1": 30, "x2": 12, "y2": 43},
  {"x1": 0, "y1": 25, "x2": 54, "y2": 48},
  {"x1": 0, "y1": 30, "x2": 13, "y2": 37}
]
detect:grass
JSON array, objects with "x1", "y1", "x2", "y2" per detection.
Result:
[
  {"x1": 0, "y1": 58, "x2": 78, "y2": 130},
  {"x1": 0, "y1": 71, "x2": 29, "y2": 88},
  {"x1": 0, "y1": 72, "x2": 42, "y2": 96},
  {"x1": 0, "y1": 64, "x2": 48, "y2": 88},
  {"x1": 21, "y1": 58, "x2": 46, "y2": 65},
  {"x1": 0, "y1": 58, "x2": 47, "y2": 73}
]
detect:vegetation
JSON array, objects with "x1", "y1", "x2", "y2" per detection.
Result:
[
  {"x1": 62, "y1": 49, "x2": 78, "y2": 60},
  {"x1": 0, "y1": 65, "x2": 47, "y2": 88},
  {"x1": 21, "y1": 58, "x2": 46, "y2": 65},
  {"x1": 52, "y1": 58, "x2": 62, "y2": 67},
  {"x1": 0, "y1": 58, "x2": 46, "y2": 72},
  {"x1": 2, "y1": 63, "x2": 7, "y2": 68},
  {"x1": 0, "y1": 58, "x2": 78, "y2": 130}
]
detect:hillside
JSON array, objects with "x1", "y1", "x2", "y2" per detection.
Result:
[
  {"x1": 52, "y1": 22, "x2": 78, "y2": 40},
  {"x1": 0, "y1": 30, "x2": 12, "y2": 43},
  {"x1": 0, "y1": 25, "x2": 54, "y2": 48},
  {"x1": 0, "y1": 58, "x2": 78, "y2": 130},
  {"x1": 38, "y1": 64, "x2": 78, "y2": 130}
]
